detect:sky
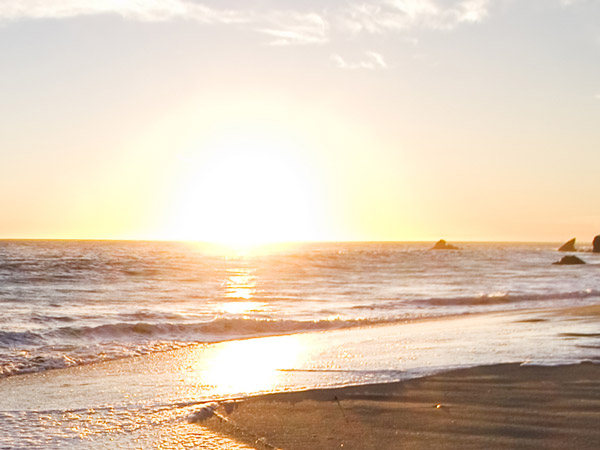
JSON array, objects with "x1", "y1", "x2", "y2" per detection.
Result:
[{"x1": 0, "y1": 0, "x2": 599, "y2": 244}]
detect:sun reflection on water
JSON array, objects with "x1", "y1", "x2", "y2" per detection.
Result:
[
  {"x1": 224, "y1": 268, "x2": 256, "y2": 300},
  {"x1": 219, "y1": 301, "x2": 264, "y2": 315}
]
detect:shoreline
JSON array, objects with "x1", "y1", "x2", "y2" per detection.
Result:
[
  {"x1": 4, "y1": 300, "x2": 599, "y2": 382},
  {"x1": 0, "y1": 308, "x2": 528, "y2": 381},
  {"x1": 200, "y1": 362, "x2": 600, "y2": 450},
  {"x1": 2, "y1": 304, "x2": 600, "y2": 448},
  {"x1": 3, "y1": 304, "x2": 599, "y2": 407}
]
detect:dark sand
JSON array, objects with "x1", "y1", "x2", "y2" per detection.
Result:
[{"x1": 202, "y1": 363, "x2": 600, "y2": 450}]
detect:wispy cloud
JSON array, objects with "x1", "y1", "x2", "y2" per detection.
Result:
[
  {"x1": 0, "y1": 0, "x2": 246, "y2": 24},
  {"x1": 0, "y1": 0, "x2": 495, "y2": 47},
  {"x1": 0, "y1": 1, "x2": 328, "y2": 45},
  {"x1": 258, "y1": 11, "x2": 328, "y2": 46},
  {"x1": 339, "y1": 0, "x2": 490, "y2": 34},
  {"x1": 0, "y1": 1, "x2": 490, "y2": 32},
  {"x1": 332, "y1": 51, "x2": 388, "y2": 70}
]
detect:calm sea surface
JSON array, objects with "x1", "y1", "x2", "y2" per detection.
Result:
[{"x1": 1, "y1": 240, "x2": 599, "y2": 378}]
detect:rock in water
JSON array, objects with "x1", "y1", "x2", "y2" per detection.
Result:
[
  {"x1": 553, "y1": 255, "x2": 586, "y2": 265},
  {"x1": 431, "y1": 239, "x2": 459, "y2": 250},
  {"x1": 558, "y1": 238, "x2": 576, "y2": 252},
  {"x1": 593, "y1": 235, "x2": 600, "y2": 253}
]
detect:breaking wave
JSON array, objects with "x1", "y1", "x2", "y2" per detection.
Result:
[
  {"x1": 419, "y1": 289, "x2": 600, "y2": 306},
  {"x1": 48, "y1": 316, "x2": 387, "y2": 341},
  {"x1": 0, "y1": 316, "x2": 391, "y2": 378}
]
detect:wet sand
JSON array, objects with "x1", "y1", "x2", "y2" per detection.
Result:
[{"x1": 203, "y1": 362, "x2": 600, "y2": 450}]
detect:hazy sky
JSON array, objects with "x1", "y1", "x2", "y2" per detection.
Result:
[{"x1": 1, "y1": 0, "x2": 599, "y2": 243}]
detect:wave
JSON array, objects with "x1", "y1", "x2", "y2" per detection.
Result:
[
  {"x1": 0, "y1": 340, "x2": 192, "y2": 378},
  {"x1": 416, "y1": 289, "x2": 600, "y2": 307},
  {"x1": 0, "y1": 316, "x2": 391, "y2": 356},
  {"x1": 5, "y1": 291, "x2": 600, "y2": 348},
  {"x1": 47, "y1": 316, "x2": 390, "y2": 342},
  {"x1": 0, "y1": 317, "x2": 394, "y2": 378},
  {"x1": 0, "y1": 330, "x2": 44, "y2": 347},
  {"x1": 3, "y1": 287, "x2": 600, "y2": 379}
]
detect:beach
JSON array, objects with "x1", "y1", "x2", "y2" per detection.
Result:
[
  {"x1": 2, "y1": 303, "x2": 600, "y2": 448},
  {"x1": 1, "y1": 241, "x2": 600, "y2": 448},
  {"x1": 203, "y1": 362, "x2": 600, "y2": 450}
]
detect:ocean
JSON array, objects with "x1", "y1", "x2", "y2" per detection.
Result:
[
  {"x1": 2, "y1": 240, "x2": 599, "y2": 378},
  {"x1": 1, "y1": 240, "x2": 599, "y2": 448}
]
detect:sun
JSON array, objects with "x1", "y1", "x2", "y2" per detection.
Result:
[{"x1": 164, "y1": 133, "x2": 318, "y2": 247}]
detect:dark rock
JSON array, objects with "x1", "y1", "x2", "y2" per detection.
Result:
[
  {"x1": 553, "y1": 255, "x2": 586, "y2": 265},
  {"x1": 593, "y1": 235, "x2": 600, "y2": 253},
  {"x1": 558, "y1": 238, "x2": 576, "y2": 252},
  {"x1": 431, "y1": 239, "x2": 459, "y2": 250}
]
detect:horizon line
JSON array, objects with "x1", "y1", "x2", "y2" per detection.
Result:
[{"x1": 0, "y1": 237, "x2": 589, "y2": 245}]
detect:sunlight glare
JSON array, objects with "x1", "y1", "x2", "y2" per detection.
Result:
[
  {"x1": 197, "y1": 336, "x2": 304, "y2": 394},
  {"x1": 219, "y1": 301, "x2": 264, "y2": 315},
  {"x1": 166, "y1": 134, "x2": 318, "y2": 247}
]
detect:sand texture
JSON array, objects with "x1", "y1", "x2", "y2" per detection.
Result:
[{"x1": 203, "y1": 363, "x2": 600, "y2": 450}]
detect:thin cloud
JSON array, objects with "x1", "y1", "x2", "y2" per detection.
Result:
[
  {"x1": 339, "y1": 0, "x2": 490, "y2": 34},
  {"x1": 0, "y1": 1, "x2": 327, "y2": 45},
  {"x1": 460, "y1": 0, "x2": 489, "y2": 23},
  {"x1": 332, "y1": 51, "x2": 388, "y2": 70},
  {"x1": 0, "y1": 1, "x2": 490, "y2": 32},
  {"x1": 366, "y1": 51, "x2": 388, "y2": 68},
  {"x1": 0, "y1": 0, "x2": 247, "y2": 23},
  {"x1": 258, "y1": 11, "x2": 328, "y2": 46},
  {"x1": 0, "y1": 0, "x2": 500, "y2": 48}
]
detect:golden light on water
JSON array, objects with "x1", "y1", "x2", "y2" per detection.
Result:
[
  {"x1": 218, "y1": 268, "x2": 266, "y2": 313},
  {"x1": 219, "y1": 301, "x2": 264, "y2": 315},
  {"x1": 224, "y1": 268, "x2": 256, "y2": 300}
]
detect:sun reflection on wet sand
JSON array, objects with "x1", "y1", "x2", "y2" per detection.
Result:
[{"x1": 186, "y1": 336, "x2": 305, "y2": 396}]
